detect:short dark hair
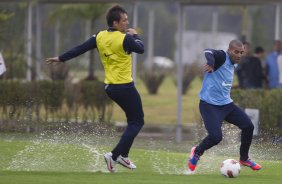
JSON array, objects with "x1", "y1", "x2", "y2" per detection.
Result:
[
  {"x1": 254, "y1": 46, "x2": 264, "y2": 54},
  {"x1": 106, "y1": 5, "x2": 127, "y2": 27},
  {"x1": 242, "y1": 41, "x2": 250, "y2": 46}
]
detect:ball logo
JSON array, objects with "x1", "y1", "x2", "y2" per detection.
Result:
[
  {"x1": 231, "y1": 160, "x2": 237, "y2": 164},
  {"x1": 227, "y1": 170, "x2": 234, "y2": 178},
  {"x1": 220, "y1": 159, "x2": 240, "y2": 178}
]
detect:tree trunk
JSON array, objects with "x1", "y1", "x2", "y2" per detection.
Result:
[{"x1": 86, "y1": 19, "x2": 97, "y2": 81}]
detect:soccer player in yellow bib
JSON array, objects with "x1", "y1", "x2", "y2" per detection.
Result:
[{"x1": 46, "y1": 5, "x2": 144, "y2": 173}]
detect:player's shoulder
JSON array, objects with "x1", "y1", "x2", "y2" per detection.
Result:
[
  {"x1": 204, "y1": 49, "x2": 225, "y2": 58},
  {"x1": 123, "y1": 34, "x2": 136, "y2": 45},
  {"x1": 125, "y1": 33, "x2": 134, "y2": 39},
  {"x1": 204, "y1": 49, "x2": 224, "y2": 53}
]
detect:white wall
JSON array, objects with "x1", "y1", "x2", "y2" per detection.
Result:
[{"x1": 175, "y1": 31, "x2": 237, "y2": 65}]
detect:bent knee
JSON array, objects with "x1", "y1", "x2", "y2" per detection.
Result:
[
  {"x1": 134, "y1": 118, "x2": 144, "y2": 128},
  {"x1": 138, "y1": 118, "x2": 144, "y2": 126},
  {"x1": 242, "y1": 121, "x2": 254, "y2": 131},
  {"x1": 209, "y1": 134, "x2": 223, "y2": 144}
]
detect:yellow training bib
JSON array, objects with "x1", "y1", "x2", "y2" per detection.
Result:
[{"x1": 96, "y1": 30, "x2": 132, "y2": 84}]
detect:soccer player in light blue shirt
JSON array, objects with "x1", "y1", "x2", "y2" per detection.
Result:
[{"x1": 187, "y1": 40, "x2": 262, "y2": 172}]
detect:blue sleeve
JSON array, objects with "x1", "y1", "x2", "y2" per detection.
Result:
[
  {"x1": 59, "y1": 35, "x2": 97, "y2": 62},
  {"x1": 123, "y1": 34, "x2": 144, "y2": 54}
]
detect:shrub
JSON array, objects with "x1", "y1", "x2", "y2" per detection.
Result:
[
  {"x1": 0, "y1": 80, "x2": 113, "y2": 132},
  {"x1": 231, "y1": 89, "x2": 282, "y2": 135},
  {"x1": 49, "y1": 64, "x2": 69, "y2": 80},
  {"x1": 80, "y1": 80, "x2": 112, "y2": 122},
  {"x1": 140, "y1": 68, "x2": 166, "y2": 95},
  {"x1": 173, "y1": 62, "x2": 200, "y2": 94}
]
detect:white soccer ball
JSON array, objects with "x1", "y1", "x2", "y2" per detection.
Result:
[{"x1": 220, "y1": 159, "x2": 241, "y2": 178}]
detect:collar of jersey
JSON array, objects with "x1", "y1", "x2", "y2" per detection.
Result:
[{"x1": 108, "y1": 27, "x2": 118, "y2": 32}]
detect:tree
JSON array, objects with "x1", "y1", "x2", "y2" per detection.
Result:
[
  {"x1": 0, "y1": 4, "x2": 26, "y2": 79},
  {"x1": 48, "y1": 4, "x2": 109, "y2": 80},
  {"x1": 0, "y1": 8, "x2": 14, "y2": 39}
]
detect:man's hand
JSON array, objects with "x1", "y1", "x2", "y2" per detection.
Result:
[
  {"x1": 203, "y1": 64, "x2": 214, "y2": 73},
  {"x1": 127, "y1": 28, "x2": 138, "y2": 35},
  {"x1": 46, "y1": 57, "x2": 61, "y2": 65}
]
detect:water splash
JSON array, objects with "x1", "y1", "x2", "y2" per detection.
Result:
[
  {"x1": 82, "y1": 143, "x2": 108, "y2": 173},
  {"x1": 6, "y1": 131, "x2": 116, "y2": 172},
  {"x1": 3, "y1": 124, "x2": 282, "y2": 174}
]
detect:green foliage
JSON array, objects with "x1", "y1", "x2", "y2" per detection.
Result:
[
  {"x1": 231, "y1": 89, "x2": 282, "y2": 135},
  {"x1": 48, "y1": 4, "x2": 108, "y2": 24},
  {"x1": 47, "y1": 4, "x2": 109, "y2": 80},
  {"x1": 173, "y1": 63, "x2": 201, "y2": 94},
  {"x1": 80, "y1": 80, "x2": 112, "y2": 122},
  {"x1": 0, "y1": 7, "x2": 14, "y2": 33},
  {"x1": 37, "y1": 81, "x2": 65, "y2": 112},
  {"x1": 0, "y1": 80, "x2": 113, "y2": 132},
  {"x1": 49, "y1": 64, "x2": 69, "y2": 81},
  {"x1": 80, "y1": 80, "x2": 111, "y2": 109},
  {"x1": 140, "y1": 68, "x2": 166, "y2": 95},
  {"x1": 0, "y1": 4, "x2": 26, "y2": 79},
  {"x1": 0, "y1": 9, "x2": 14, "y2": 22}
]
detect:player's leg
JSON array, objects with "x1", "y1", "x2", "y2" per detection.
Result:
[
  {"x1": 188, "y1": 100, "x2": 225, "y2": 171},
  {"x1": 197, "y1": 101, "x2": 225, "y2": 153},
  {"x1": 225, "y1": 103, "x2": 261, "y2": 170},
  {"x1": 105, "y1": 85, "x2": 144, "y2": 170}
]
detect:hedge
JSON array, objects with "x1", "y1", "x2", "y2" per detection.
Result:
[
  {"x1": 0, "y1": 80, "x2": 113, "y2": 132},
  {"x1": 0, "y1": 81, "x2": 281, "y2": 135},
  {"x1": 231, "y1": 89, "x2": 282, "y2": 136}
]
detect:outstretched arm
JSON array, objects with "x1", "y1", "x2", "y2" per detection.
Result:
[{"x1": 46, "y1": 35, "x2": 97, "y2": 65}]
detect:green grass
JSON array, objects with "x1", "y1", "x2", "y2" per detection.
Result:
[
  {"x1": 1, "y1": 169, "x2": 282, "y2": 184},
  {"x1": 112, "y1": 77, "x2": 202, "y2": 125},
  {"x1": 0, "y1": 134, "x2": 281, "y2": 184}
]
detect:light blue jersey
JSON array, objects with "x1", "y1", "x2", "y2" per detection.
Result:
[{"x1": 200, "y1": 51, "x2": 237, "y2": 105}]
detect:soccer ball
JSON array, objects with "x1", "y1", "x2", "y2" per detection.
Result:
[{"x1": 220, "y1": 159, "x2": 241, "y2": 178}]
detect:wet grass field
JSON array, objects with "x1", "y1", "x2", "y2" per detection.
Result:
[{"x1": 0, "y1": 133, "x2": 281, "y2": 184}]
